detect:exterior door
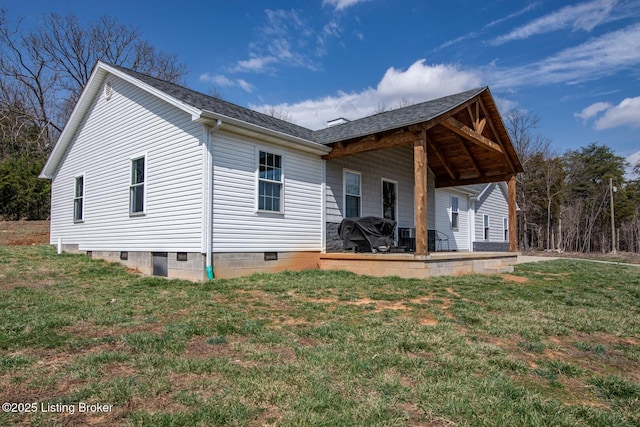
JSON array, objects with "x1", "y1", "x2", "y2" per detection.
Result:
[{"x1": 382, "y1": 179, "x2": 397, "y2": 243}]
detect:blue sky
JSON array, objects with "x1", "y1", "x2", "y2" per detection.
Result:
[{"x1": 5, "y1": 0, "x2": 640, "y2": 169}]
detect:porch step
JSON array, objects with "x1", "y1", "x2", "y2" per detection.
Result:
[{"x1": 483, "y1": 264, "x2": 514, "y2": 274}]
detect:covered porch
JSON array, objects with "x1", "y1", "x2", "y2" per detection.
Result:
[{"x1": 317, "y1": 87, "x2": 523, "y2": 278}]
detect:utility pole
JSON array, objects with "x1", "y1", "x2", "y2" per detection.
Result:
[{"x1": 610, "y1": 177, "x2": 616, "y2": 254}]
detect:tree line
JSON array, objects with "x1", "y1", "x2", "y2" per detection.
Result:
[
  {"x1": 506, "y1": 110, "x2": 640, "y2": 254},
  {"x1": 2, "y1": 9, "x2": 638, "y2": 255},
  {"x1": 0, "y1": 9, "x2": 186, "y2": 220}
]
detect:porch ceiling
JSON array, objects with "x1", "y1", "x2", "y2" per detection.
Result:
[{"x1": 322, "y1": 88, "x2": 523, "y2": 188}]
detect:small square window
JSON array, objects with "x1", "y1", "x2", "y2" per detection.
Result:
[
  {"x1": 177, "y1": 252, "x2": 188, "y2": 262},
  {"x1": 120, "y1": 251, "x2": 128, "y2": 260}
]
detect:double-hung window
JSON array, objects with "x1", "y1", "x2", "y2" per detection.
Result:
[
  {"x1": 451, "y1": 196, "x2": 459, "y2": 230},
  {"x1": 483, "y1": 214, "x2": 490, "y2": 240},
  {"x1": 344, "y1": 170, "x2": 361, "y2": 218},
  {"x1": 74, "y1": 176, "x2": 84, "y2": 222},
  {"x1": 503, "y1": 218, "x2": 509, "y2": 241},
  {"x1": 130, "y1": 156, "x2": 145, "y2": 215},
  {"x1": 258, "y1": 151, "x2": 283, "y2": 212}
]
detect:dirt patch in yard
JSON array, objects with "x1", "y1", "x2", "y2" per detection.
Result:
[
  {"x1": 0, "y1": 220, "x2": 49, "y2": 245},
  {"x1": 502, "y1": 274, "x2": 529, "y2": 283}
]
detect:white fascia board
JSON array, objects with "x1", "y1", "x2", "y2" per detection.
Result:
[
  {"x1": 39, "y1": 61, "x2": 203, "y2": 179},
  {"x1": 475, "y1": 184, "x2": 492, "y2": 201},
  {"x1": 197, "y1": 110, "x2": 331, "y2": 156}
]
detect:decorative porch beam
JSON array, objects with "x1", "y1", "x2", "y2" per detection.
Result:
[
  {"x1": 508, "y1": 175, "x2": 517, "y2": 252},
  {"x1": 322, "y1": 130, "x2": 418, "y2": 159},
  {"x1": 435, "y1": 173, "x2": 515, "y2": 188},
  {"x1": 477, "y1": 99, "x2": 516, "y2": 174},
  {"x1": 414, "y1": 130, "x2": 428, "y2": 256},
  {"x1": 457, "y1": 136, "x2": 482, "y2": 176},
  {"x1": 428, "y1": 140, "x2": 456, "y2": 180},
  {"x1": 467, "y1": 103, "x2": 486, "y2": 135},
  {"x1": 442, "y1": 117, "x2": 503, "y2": 154}
]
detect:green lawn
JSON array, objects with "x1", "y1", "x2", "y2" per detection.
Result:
[{"x1": 0, "y1": 245, "x2": 639, "y2": 426}]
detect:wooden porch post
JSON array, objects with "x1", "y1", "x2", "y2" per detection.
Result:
[
  {"x1": 508, "y1": 174, "x2": 517, "y2": 252},
  {"x1": 414, "y1": 130, "x2": 428, "y2": 255}
]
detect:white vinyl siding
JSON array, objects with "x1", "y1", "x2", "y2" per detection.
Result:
[
  {"x1": 49, "y1": 76, "x2": 204, "y2": 251},
  {"x1": 474, "y1": 183, "x2": 510, "y2": 242},
  {"x1": 435, "y1": 188, "x2": 470, "y2": 251},
  {"x1": 325, "y1": 144, "x2": 435, "y2": 230},
  {"x1": 212, "y1": 131, "x2": 323, "y2": 252}
]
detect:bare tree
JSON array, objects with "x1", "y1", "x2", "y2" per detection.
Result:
[
  {"x1": 264, "y1": 106, "x2": 295, "y2": 123},
  {"x1": 505, "y1": 110, "x2": 550, "y2": 250},
  {"x1": 0, "y1": 9, "x2": 188, "y2": 151}
]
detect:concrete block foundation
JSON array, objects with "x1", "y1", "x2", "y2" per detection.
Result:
[{"x1": 319, "y1": 252, "x2": 516, "y2": 279}]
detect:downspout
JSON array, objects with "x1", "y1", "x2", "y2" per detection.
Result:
[{"x1": 205, "y1": 119, "x2": 222, "y2": 280}]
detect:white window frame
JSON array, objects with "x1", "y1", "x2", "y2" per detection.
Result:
[
  {"x1": 483, "y1": 214, "x2": 490, "y2": 241},
  {"x1": 73, "y1": 174, "x2": 84, "y2": 223},
  {"x1": 451, "y1": 195, "x2": 459, "y2": 231},
  {"x1": 130, "y1": 155, "x2": 146, "y2": 216},
  {"x1": 256, "y1": 149, "x2": 284, "y2": 213},
  {"x1": 343, "y1": 169, "x2": 361, "y2": 218},
  {"x1": 503, "y1": 217, "x2": 509, "y2": 242}
]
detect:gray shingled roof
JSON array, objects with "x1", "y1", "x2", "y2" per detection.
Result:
[
  {"x1": 114, "y1": 65, "x2": 486, "y2": 146},
  {"x1": 313, "y1": 87, "x2": 487, "y2": 144},
  {"x1": 113, "y1": 65, "x2": 317, "y2": 141}
]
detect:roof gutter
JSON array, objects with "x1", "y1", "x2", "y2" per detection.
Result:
[{"x1": 196, "y1": 110, "x2": 331, "y2": 156}]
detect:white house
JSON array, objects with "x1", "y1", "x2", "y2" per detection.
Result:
[{"x1": 40, "y1": 61, "x2": 523, "y2": 280}]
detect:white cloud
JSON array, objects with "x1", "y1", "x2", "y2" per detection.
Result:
[
  {"x1": 627, "y1": 150, "x2": 640, "y2": 172},
  {"x1": 233, "y1": 56, "x2": 278, "y2": 73},
  {"x1": 377, "y1": 60, "x2": 481, "y2": 100},
  {"x1": 574, "y1": 101, "x2": 612, "y2": 121},
  {"x1": 199, "y1": 73, "x2": 255, "y2": 93},
  {"x1": 236, "y1": 79, "x2": 255, "y2": 93},
  {"x1": 232, "y1": 9, "x2": 344, "y2": 74},
  {"x1": 251, "y1": 59, "x2": 482, "y2": 130},
  {"x1": 323, "y1": 0, "x2": 370, "y2": 11},
  {"x1": 594, "y1": 96, "x2": 640, "y2": 129},
  {"x1": 493, "y1": 0, "x2": 617, "y2": 45},
  {"x1": 488, "y1": 23, "x2": 640, "y2": 88},
  {"x1": 574, "y1": 96, "x2": 640, "y2": 130}
]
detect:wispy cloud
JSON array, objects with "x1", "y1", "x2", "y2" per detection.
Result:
[
  {"x1": 492, "y1": 0, "x2": 617, "y2": 45},
  {"x1": 488, "y1": 23, "x2": 640, "y2": 88},
  {"x1": 438, "y1": 3, "x2": 538, "y2": 50},
  {"x1": 231, "y1": 9, "x2": 344, "y2": 74},
  {"x1": 323, "y1": 0, "x2": 370, "y2": 11},
  {"x1": 199, "y1": 73, "x2": 255, "y2": 93},
  {"x1": 484, "y1": 3, "x2": 540, "y2": 29},
  {"x1": 251, "y1": 59, "x2": 481, "y2": 129},
  {"x1": 575, "y1": 102, "x2": 612, "y2": 121}
]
